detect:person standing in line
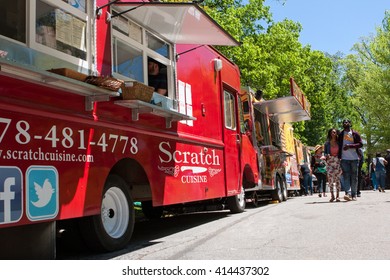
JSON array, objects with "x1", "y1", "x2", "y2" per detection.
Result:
[
  {"x1": 372, "y1": 152, "x2": 388, "y2": 193},
  {"x1": 337, "y1": 119, "x2": 363, "y2": 201},
  {"x1": 324, "y1": 128, "x2": 342, "y2": 202},
  {"x1": 311, "y1": 145, "x2": 327, "y2": 198},
  {"x1": 300, "y1": 162, "x2": 312, "y2": 195},
  {"x1": 385, "y1": 149, "x2": 390, "y2": 190},
  {"x1": 357, "y1": 148, "x2": 364, "y2": 197},
  {"x1": 369, "y1": 161, "x2": 378, "y2": 190}
]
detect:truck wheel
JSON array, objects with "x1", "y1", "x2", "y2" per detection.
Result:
[
  {"x1": 79, "y1": 175, "x2": 134, "y2": 252},
  {"x1": 142, "y1": 200, "x2": 164, "y2": 220},
  {"x1": 272, "y1": 176, "x2": 284, "y2": 203},
  {"x1": 282, "y1": 180, "x2": 288, "y2": 201},
  {"x1": 227, "y1": 187, "x2": 246, "y2": 213}
]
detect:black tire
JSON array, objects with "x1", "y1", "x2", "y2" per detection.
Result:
[
  {"x1": 78, "y1": 175, "x2": 135, "y2": 252},
  {"x1": 271, "y1": 176, "x2": 284, "y2": 202},
  {"x1": 142, "y1": 200, "x2": 164, "y2": 220},
  {"x1": 282, "y1": 180, "x2": 288, "y2": 201},
  {"x1": 227, "y1": 187, "x2": 246, "y2": 213}
]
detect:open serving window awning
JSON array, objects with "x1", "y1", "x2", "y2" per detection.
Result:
[
  {"x1": 253, "y1": 78, "x2": 311, "y2": 123},
  {"x1": 101, "y1": 2, "x2": 240, "y2": 46}
]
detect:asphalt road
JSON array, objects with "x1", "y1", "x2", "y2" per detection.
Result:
[{"x1": 57, "y1": 190, "x2": 390, "y2": 260}]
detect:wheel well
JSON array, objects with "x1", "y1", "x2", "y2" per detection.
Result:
[{"x1": 109, "y1": 158, "x2": 152, "y2": 201}]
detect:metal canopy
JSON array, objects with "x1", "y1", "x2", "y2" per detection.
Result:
[
  {"x1": 253, "y1": 95, "x2": 311, "y2": 123},
  {"x1": 253, "y1": 78, "x2": 311, "y2": 124},
  {"x1": 108, "y1": 2, "x2": 240, "y2": 46}
]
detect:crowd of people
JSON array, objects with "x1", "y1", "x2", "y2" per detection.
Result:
[{"x1": 300, "y1": 119, "x2": 389, "y2": 202}]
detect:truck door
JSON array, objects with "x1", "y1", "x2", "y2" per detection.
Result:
[{"x1": 223, "y1": 89, "x2": 241, "y2": 195}]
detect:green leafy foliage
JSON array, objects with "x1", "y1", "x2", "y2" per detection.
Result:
[
  {"x1": 173, "y1": 1, "x2": 388, "y2": 152},
  {"x1": 202, "y1": 0, "x2": 352, "y2": 146},
  {"x1": 343, "y1": 11, "x2": 390, "y2": 158}
]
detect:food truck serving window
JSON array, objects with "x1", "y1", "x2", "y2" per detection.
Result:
[
  {"x1": 36, "y1": 0, "x2": 87, "y2": 60},
  {"x1": 111, "y1": 11, "x2": 172, "y2": 91},
  {"x1": 0, "y1": 0, "x2": 26, "y2": 43},
  {"x1": 108, "y1": 2, "x2": 239, "y2": 98},
  {"x1": 0, "y1": 0, "x2": 93, "y2": 72}
]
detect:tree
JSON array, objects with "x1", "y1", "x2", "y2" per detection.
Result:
[
  {"x1": 343, "y1": 11, "x2": 390, "y2": 158},
  {"x1": 171, "y1": 0, "x2": 360, "y2": 145},
  {"x1": 201, "y1": 0, "x2": 356, "y2": 145}
]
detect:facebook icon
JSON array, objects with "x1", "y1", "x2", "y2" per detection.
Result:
[{"x1": 0, "y1": 167, "x2": 23, "y2": 224}]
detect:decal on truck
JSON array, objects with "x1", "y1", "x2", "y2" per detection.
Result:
[
  {"x1": 0, "y1": 167, "x2": 23, "y2": 225},
  {"x1": 0, "y1": 117, "x2": 140, "y2": 162},
  {"x1": 158, "y1": 141, "x2": 222, "y2": 183},
  {"x1": 1, "y1": 148, "x2": 94, "y2": 163},
  {"x1": 26, "y1": 166, "x2": 59, "y2": 221}
]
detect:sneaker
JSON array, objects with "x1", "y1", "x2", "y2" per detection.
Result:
[
  {"x1": 329, "y1": 197, "x2": 335, "y2": 202},
  {"x1": 357, "y1": 193, "x2": 361, "y2": 197},
  {"x1": 352, "y1": 196, "x2": 357, "y2": 201},
  {"x1": 344, "y1": 195, "x2": 352, "y2": 201},
  {"x1": 336, "y1": 198, "x2": 341, "y2": 202}
]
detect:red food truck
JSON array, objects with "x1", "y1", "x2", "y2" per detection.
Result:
[
  {"x1": 0, "y1": 1, "x2": 311, "y2": 259},
  {"x1": 0, "y1": 0, "x2": 252, "y2": 259},
  {"x1": 239, "y1": 78, "x2": 311, "y2": 205}
]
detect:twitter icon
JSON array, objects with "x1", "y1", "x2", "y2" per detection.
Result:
[{"x1": 26, "y1": 166, "x2": 58, "y2": 221}]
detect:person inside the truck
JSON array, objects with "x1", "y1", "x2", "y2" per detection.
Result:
[
  {"x1": 254, "y1": 120, "x2": 264, "y2": 145},
  {"x1": 148, "y1": 57, "x2": 167, "y2": 96},
  {"x1": 244, "y1": 119, "x2": 252, "y2": 137}
]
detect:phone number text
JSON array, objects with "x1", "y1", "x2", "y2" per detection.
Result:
[{"x1": 0, "y1": 117, "x2": 138, "y2": 154}]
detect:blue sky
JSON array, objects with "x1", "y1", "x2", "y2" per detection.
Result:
[{"x1": 265, "y1": 0, "x2": 389, "y2": 54}]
